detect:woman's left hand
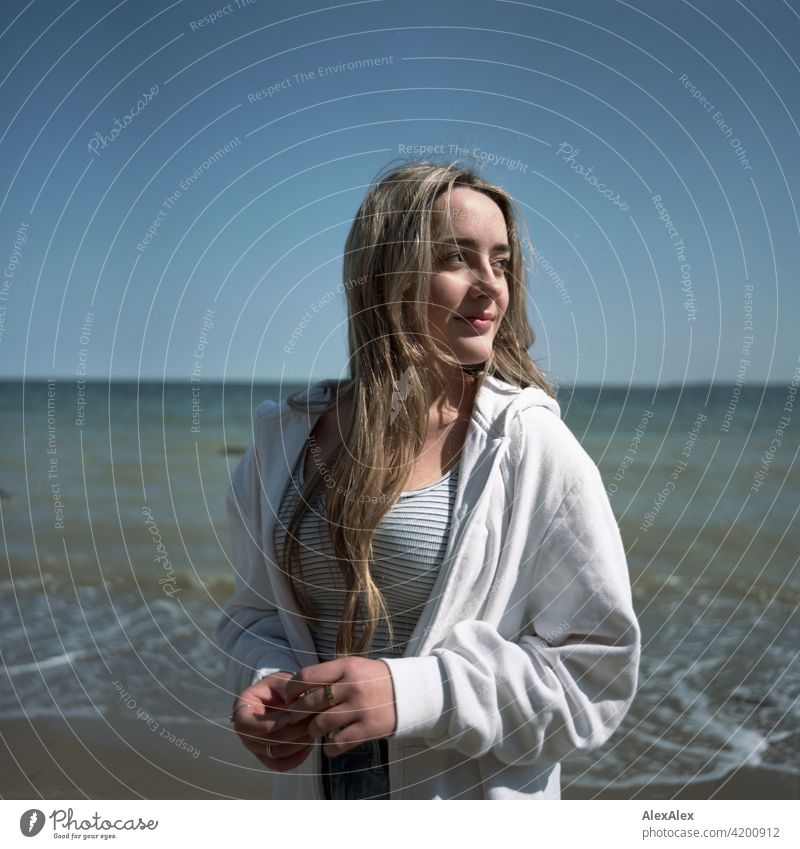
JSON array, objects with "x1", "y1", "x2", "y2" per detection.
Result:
[{"x1": 269, "y1": 657, "x2": 397, "y2": 757}]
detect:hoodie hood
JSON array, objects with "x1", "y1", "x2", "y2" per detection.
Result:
[
  {"x1": 476, "y1": 373, "x2": 562, "y2": 433},
  {"x1": 289, "y1": 372, "x2": 561, "y2": 435}
]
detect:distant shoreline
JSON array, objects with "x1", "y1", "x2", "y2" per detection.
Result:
[{"x1": 1, "y1": 379, "x2": 795, "y2": 393}]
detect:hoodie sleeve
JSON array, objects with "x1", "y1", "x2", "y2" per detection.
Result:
[
  {"x1": 215, "y1": 441, "x2": 300, "y2": 696},
  {"x1": 381, "y1": 427, "x2": 640, "y2": 767}
]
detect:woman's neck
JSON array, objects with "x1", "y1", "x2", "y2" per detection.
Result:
[{"x1": 423, "y1": 369, "x2": 479, "y2": 428}]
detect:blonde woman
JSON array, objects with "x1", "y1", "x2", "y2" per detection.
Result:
[{"x1": 218, "y1": 160, "x2": 640, "y2": 800}]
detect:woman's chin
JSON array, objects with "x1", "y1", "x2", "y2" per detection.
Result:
[{"x1": 453, "y1": 342, "x2": 493, "y2": 363}]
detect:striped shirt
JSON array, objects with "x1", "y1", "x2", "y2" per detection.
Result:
[{"x1": 273, "y1": 442, "x2": 460, "y2": 661}]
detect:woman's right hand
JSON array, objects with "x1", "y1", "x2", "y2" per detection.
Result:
[{"x1": 232, "y1": 672, "x2": 318, "y2": 772}]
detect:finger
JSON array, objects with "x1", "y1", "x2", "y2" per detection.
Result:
[
  {"x1": 241, "y1": 734, "x2": 311, "y2": 758},
  {"x1": 232, "y1": 698, "x2": 266, "y2": 720},
  {"x1": 253, "y1": 743, "x2": 314, "y2": 773},
  {"x1": 264, "y1": 735, "x2": 316, "y2": 760},
  {"x1": 236, "y1": 725, "x2": 299, "y2": 753},
  {"x1": 276, "y1": 683, "x2": 345, "y2": 726},
  {"x1": 246, "y1": 731, "x2": 314, "y2": 757},
  {"x1": 235, "y1": 701, "x2": 309, "y2": 731},
  {"x1": 236, "y1": 715, "x2": 318, "y2": 753},
  {"x1": 235, "y1": 708, "x2": 287, "y2": 733},
  {"x1": 264, "y1": 674, "x2": 294, "y2": 703},
  {"x1": 305, "y1": 704, "x2": 361, "y2": 740},
  {"x1": 266, "y1": 721, "x2": 318, "y2": 747},
  {"x1": 282, "y1": 661, "x2": 346, "y2": 703},
  {"x1": 234, "y1": 677, "x2": 288, "y2": 713},
  {"x1": 271, "y1": 693, "x2": 324, "y2": 726},
  {"x1": 322, "y1": 723, "x2": 367, "y2": 758},
  {"x1": 234, "y1": 724, "x2": 273, "y2": 748},
  {"x1": 234, "y1": 709, "x2": 283, "y2": 734},
  {"x1": 234, "y1": 696, "x2": 282, "y2": 723}
]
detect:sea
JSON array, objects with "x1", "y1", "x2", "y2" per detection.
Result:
[{"x1": 1, "y1": 379, "x2": 798, "y2": 795}]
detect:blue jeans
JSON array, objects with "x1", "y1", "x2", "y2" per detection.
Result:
[{"x1": 321, "y1": 738, "x2": 390, "y2": 800}]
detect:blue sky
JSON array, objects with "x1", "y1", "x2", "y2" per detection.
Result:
[{"x1": 0, "y1": 0, "x2": 798, "y2": 386}]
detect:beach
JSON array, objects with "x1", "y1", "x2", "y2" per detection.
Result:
[
  {"x1": 0, "y1": 717, "x2": 271, "y2": 800},
  {"x1": 1, "y1": 380, "x2": 798, "y2": 799},
  {"x1": 1, "y1": 716, "x2": 797, "y2": 800}
]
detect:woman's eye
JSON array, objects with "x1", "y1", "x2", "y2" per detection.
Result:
[{"x1": 437, "y1": 253, "x2": 510, "y2": 270}]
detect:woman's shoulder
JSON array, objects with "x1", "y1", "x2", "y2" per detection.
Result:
[
  {"x1": 253, "y1": 379, "x2": 338, "y2": 422},
  {"x1": 507, "y1": 400, "x2": 601, "y2": 490}
]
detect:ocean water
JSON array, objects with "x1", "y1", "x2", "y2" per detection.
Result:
[{"x1": 0, "y1": 379, "x2": 798, "y2": 794}]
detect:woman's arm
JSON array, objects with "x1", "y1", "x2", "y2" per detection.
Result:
[
  {"x1": 381, "y1": 452, "x2": 641, "y2": 767},
  {"x1": 216, "y1": 443, "x2": 300, "y2": 696}
]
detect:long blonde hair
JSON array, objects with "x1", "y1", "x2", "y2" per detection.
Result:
[{"x1": 279, "y1": 159, "x2": 555, "y2": 657}]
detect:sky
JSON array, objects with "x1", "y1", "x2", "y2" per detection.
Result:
[{"x1": 0, "y1": 0, "x2": 798, "y2": 386}]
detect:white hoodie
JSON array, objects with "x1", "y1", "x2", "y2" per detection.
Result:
[{"x1": 217, "y1": 373, "x2": 641, "y2": 799}]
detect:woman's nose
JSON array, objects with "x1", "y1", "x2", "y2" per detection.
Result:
[{"x1": 470, "y1": 256, "x2": 504, "y2": 295}]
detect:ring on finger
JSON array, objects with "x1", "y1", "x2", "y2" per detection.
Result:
[
  {"x1": 301, "y1": 685, "x2": 324, "y2": 701},
  {"x1": 266, "y1": 742, "x2": 276, "y2": 759}
]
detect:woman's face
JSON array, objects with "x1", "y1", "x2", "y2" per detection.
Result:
[{"x1": 423, "y1": 186, "x2": 511, "y2": 366}]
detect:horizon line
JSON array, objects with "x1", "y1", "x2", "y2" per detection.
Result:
[{"x1": 0, "y1": 376, "x2": 792, "y2": 391}]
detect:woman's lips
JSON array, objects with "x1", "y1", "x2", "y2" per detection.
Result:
[{"x1": 456, "y1": 316, "x2": 494, "y2": 332}]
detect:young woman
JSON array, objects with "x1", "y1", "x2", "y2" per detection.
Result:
[{"x1": 217, "y1": 161, "x2": 640, "y2": 800}]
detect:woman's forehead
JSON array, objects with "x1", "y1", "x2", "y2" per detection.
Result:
[{"x1": 432, "y1": 189, "x2": 507, "y2": 236}]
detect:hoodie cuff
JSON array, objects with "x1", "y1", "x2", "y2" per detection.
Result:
[
  {"x1": 251, "y1": 667, "x2": 297, "y2": 686},
  {"x1": 382, "y1": 655, "x2": 448, "y2": 739}
]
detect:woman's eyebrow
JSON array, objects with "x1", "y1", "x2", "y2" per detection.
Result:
[{"x1": 433, "y1": 236, "x2": 511, "y2": 252}]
